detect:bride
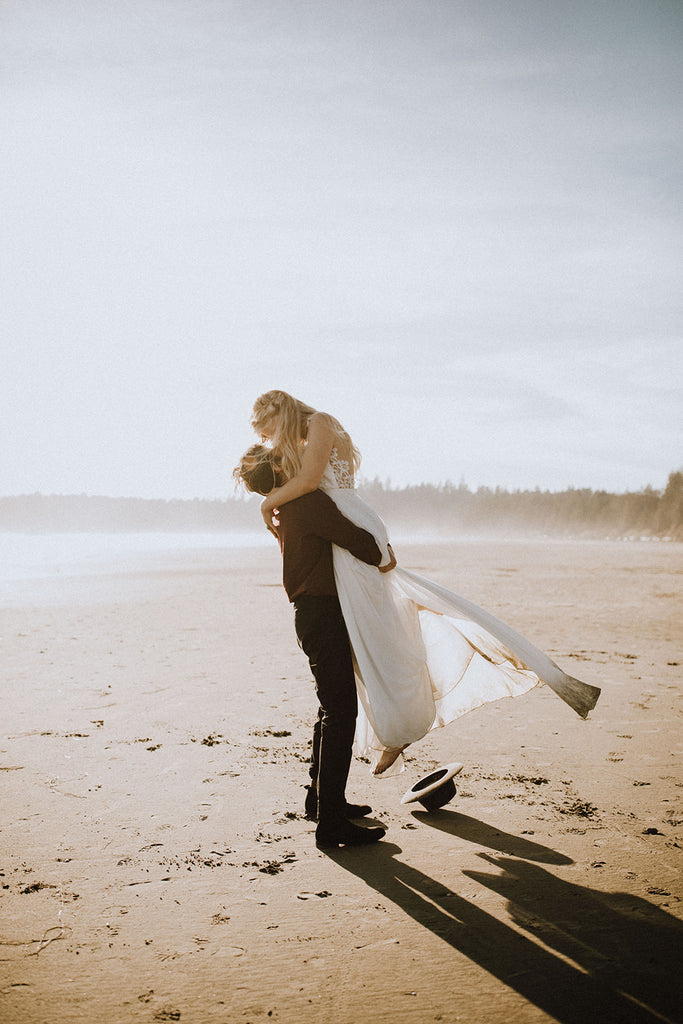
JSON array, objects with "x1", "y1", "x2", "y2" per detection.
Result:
[{"x1": 248, "y1": 389, "x2": 601, "y2": 775}]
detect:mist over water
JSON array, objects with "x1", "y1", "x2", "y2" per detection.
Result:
[{"x1": 0, "y1": 531, "x2": 271, "y2": 585}]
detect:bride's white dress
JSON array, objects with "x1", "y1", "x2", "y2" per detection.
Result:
[{"x1": 319, "y1": 450, "x2": 599, "y2": 772}]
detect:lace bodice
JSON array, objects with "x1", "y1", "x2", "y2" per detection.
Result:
[{"x1": 321, "y1": 447, "x2": 355, "y2": 490}]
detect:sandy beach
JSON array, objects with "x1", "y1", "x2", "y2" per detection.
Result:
[{"x1": 1, "y1": 538, "x2": 681, "y2": 1024}]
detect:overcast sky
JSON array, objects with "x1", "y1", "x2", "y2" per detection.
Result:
[{"x1": 1, "y1": 0, "x2": 681, "y2": 499}]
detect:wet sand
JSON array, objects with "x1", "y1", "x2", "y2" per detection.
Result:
[{"x1": 1, "y1": 540, "x2": 681, "y2": 1023}]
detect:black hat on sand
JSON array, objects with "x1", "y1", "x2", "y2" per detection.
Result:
[{"x1": 401, "y1": 762, "x2": 463, "y2": 812}]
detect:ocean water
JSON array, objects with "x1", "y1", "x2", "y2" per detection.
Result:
[{"x1": 0, "y1": 531, "x2": 270, "y2": 585}]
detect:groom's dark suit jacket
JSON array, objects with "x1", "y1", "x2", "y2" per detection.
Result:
[{"x1": 273, "y1": 490, "x2": 381, "y2": 601}]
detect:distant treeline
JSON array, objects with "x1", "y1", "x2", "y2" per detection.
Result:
[
  {"x1": 0, "y1": 471, "x2": 681, "y2": 539},
  {"x1": 361, "y1": 471, "x2": 682, "y2": 540}
]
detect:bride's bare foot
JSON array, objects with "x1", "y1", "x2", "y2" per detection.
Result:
[{"x1": 373, "y1": 745, "x2": 408, "y2": 775}]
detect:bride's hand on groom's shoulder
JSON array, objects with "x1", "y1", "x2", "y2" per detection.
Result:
[{"x1": 379, "y1": 544, "x2": 397, "y2": 573}]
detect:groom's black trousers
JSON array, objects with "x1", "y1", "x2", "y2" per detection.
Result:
[{"x1": 293, "y1": 595, "x2": 357, "y2": 826}]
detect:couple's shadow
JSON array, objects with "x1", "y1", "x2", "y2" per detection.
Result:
[
  {"x1": 413, "y1": 807, "x2": 574, "y2": 864},
  {"x1": 324, "y1": 810, "x2": 682, "y2": 1024}
]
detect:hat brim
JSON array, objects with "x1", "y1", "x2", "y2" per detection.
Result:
[{"x1": 401, "y1": 762, "x2": 463, "y2": 807}]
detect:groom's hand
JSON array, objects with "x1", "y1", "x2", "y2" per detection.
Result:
[
  {"x1": 261, "y1": 498, "x2": 279, "y2": 536},
  {"x1": 378, "y1": 544, "x2": 397, "y2": 573}
]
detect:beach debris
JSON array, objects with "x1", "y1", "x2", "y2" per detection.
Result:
[
  {"x1": 244, "y1": 852, "x2": 297, "y2": 874},
  {"x1": 254, "y1": 821, "x2": 297, "y2": 843},
  {"x1": 510, "y1": 774, "x2": 549, "y2": 785},
  {"x1": 642, "y1": 827, "x2": 665, "y2": 836},
  {"x1": 559, "y1": 799, "x2": 599, "y2": 818},
  {"x1": 21, "y1": 882, "x2": 56, "y2": 895},
  {"x1": 257, "y1": 861, "x2": 286, "y2": 875},
  {"x1": 28, "y1": 925, "x2": 71, "y2": 957},
  {"x1": 210, "y1": 912, "x2": 231, "y2": 925},
  {"x1": 159, "y1": 849, "x2": 232, "y2": 871},
  {"x1": 191, "y1": 733, "x2": 225, "y2": 746},
  {"x1": 296, "y1": 890, "x2": 332, "y2": 900}
]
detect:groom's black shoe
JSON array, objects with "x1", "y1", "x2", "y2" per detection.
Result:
[
  {"x1": 305, "y1": 787, "x2": 372, "y2": 822},
  {"x1": 315, "y1": 819, "x2": 386, "y2": 849}
]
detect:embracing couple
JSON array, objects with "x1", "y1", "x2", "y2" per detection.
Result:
[{"x1": 235, "y1": 391, "x2": 600, "y2": 849}]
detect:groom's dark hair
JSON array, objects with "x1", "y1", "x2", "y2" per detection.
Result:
[{"x1": 234, "y1": 444, "x2": 280, "y2": 495}]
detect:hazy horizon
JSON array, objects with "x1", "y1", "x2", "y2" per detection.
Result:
[
  {"x1": 0, "y1": 471, "x2": 680, "y2": 502},
  {"x1": 2, "y1": 0, "x2": 681, "y2": 500}
]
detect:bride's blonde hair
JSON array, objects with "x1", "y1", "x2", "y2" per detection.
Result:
[{"x1": 251, "y1": 389, "x2": 360, "y2": 482}]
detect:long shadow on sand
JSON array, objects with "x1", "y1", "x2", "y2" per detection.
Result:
[
  {"x1": 324, "y1": 829, "x2": 682, "y2": 1024},
  {"x1": 410, "y1": 808, "x2": 574, "y2": 864}
]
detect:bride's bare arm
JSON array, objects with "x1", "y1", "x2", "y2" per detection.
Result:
[{"x1": 261, "y1": 413, "x2": 335, "y2": 528}]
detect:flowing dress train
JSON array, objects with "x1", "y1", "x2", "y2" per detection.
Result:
[{"x1": 319, "y1": 452, "x2": 600, "y2": 772}]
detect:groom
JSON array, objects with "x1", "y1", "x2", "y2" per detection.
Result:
[{"x1": 236, "y1": 444, "x2": 389, "y2": 848}]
